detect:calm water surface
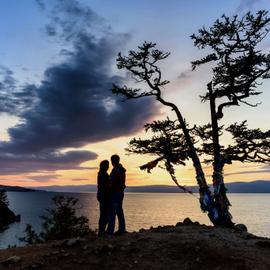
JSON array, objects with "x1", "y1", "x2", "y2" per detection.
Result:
[{"x1": 0, "y1": 192, "x2": 269, "y2": 249}]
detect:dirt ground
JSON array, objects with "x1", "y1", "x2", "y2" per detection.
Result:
[{"x1": 1, "y1": 220, "x2": 270, "y2": 270}]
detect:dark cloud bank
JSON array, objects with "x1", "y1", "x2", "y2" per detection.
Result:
[{"x1": 0, "y1": 0, "x2": 159, "y2": 175}]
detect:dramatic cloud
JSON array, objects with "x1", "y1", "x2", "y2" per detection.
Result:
[
  {"x1": 0, "y1": 150, "x2": 97, "y2": 174},
  {"x1": 0, "y1": 0, "x2": 159, "y2": 174}
]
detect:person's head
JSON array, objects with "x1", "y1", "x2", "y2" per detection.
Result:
[
  {"x1": 99, "y1": 160, "x2": 109, "y2": 172},
  {"x1": 111, "y1": 154, "x2": 120, "y2": 166}
]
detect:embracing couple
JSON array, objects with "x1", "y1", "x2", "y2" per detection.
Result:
[{"x1": 97, "y1": 154, "x2": 126, "y2": 236}]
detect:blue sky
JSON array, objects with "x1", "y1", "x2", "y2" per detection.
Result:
[{"x1": 0, "y1": 0, "x2": 269, "y2": 187}]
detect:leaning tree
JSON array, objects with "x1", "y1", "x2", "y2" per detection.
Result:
[{"x1": 112, "y1": 11, "x2": 270, "y2": 226}]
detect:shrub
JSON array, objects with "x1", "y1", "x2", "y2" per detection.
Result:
[
  {"x1": 20, "y1": 195, "x2": 92, "y2": 244},
  {"x1": 19, "y1": 224, "x2": 41, "y2": 244}
]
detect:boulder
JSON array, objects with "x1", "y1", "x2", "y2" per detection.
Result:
[
  {"x1": 183, "y1": 217, "x2": 193, "y2": 225},
  {"x1": 1, "y1": 256, "x2": 22, "y2": 266},
  {"x1": 234, "y1": 223, "x2": 248, "y2": 233},
  {"x1": 0, "y1": 201, "x2": 19, "y2": 228}
]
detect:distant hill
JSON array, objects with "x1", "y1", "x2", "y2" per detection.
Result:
[
  {"x1": 34, "y1": 180, "x2": 270, "y2": 193},
  {"x1": 0, "y1": 185, "x2": 37, "y2": 192}
]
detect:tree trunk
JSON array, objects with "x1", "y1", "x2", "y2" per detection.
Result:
[
  {"x1": 208, "y1": 83, "x2": 233, "y2": 226},
  {"x1": 156, "y1": 94, "x2": 220, "y2": 224}
]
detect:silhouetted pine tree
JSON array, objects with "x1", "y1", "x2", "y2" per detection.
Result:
[
  {"x1": 20, "y1": 195, "x2": 92, "y2": 244},
  {"x1": 191, "y1": 10, "x2": 270, "y2": 225}
]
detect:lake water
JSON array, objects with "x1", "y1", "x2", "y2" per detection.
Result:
[{"x1": 0, "y1": 192, "x2": 270, "y2": 249}]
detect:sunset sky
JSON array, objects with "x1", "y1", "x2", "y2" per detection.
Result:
[{"x1": 0, "y1": 0, "x2": 269, "y2": 188}]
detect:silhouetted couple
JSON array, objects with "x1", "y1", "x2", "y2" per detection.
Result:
[{"x1": 97, "y1": 154, "x2": 126, "y2": 236}]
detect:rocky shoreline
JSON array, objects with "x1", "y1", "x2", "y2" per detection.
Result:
[
  {"x1": 1, "y1": 219, "x2": 270, "y2": 270},
  {"x1": 0, "y1": 201, "x2": 20, "y2": 229}
]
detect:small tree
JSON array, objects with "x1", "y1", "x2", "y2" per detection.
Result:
[
  {"x1": 0, "y1": 190, "x2": 9, "y2": 206},
  {"x1": 40, "y1": 195, "x2": 91, "y2": 241},
  {"x1": 19, "y1": 224, "x2": 41, "y2": 244},
  {"x1": 20, "y1": 195, "x2": 91, "y2": 244},
  {"x1": 113, "y1": 11, "x2": 270, "y2": 226}
]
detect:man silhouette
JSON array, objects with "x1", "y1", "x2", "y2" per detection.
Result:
[{"x1": 107, "y1": 154, "x2": 126, "y2": 235}]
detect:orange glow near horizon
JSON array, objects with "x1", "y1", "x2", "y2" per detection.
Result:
[{"x1": 1, "y1": 134, "x2": 268, "y2": 188}]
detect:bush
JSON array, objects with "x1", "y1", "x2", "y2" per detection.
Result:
[
  {"x1": 40, "y1": 195, "x2": 91, "y2": 241},
  {"x1": 20, "y1": 195, "x2": 92, "y2": 244},
  {"x1": 19, "y1": 224, "x2": 41, "y2": 244}
]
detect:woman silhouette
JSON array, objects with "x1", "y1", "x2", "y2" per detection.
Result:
[{"x1": 97, "y1": 160, "x2": 110, "y2": 236}]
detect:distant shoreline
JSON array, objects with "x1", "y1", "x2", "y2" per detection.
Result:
[
  {"x1": 5, "y1": 190, "x2": 270, "y2": 194},
  {"x1": 2, "y1": 180, "x2": 270, "y2": 193}
]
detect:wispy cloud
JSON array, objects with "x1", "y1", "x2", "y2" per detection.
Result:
[
  {"x1": 224, "y1": 166, "x2": 270, "y2": 177},
  {"x1": 35, "y1": 0, "x2": 46, "y2": 11},
  {"x1": 178, "y1": 69, "x2": 193, "y2": 80},
  {"x1": 72, "y1": 178, "x2": 89, "y2": 182},
  {"x1": 27, "y1": 174, "x2": 60, "y2": 182},
  {"x1": 235, "y1": 0, "x2": 262, "y2": 14}
]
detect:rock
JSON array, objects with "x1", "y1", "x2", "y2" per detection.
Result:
[
  {"x1": 53, "y1": 240, "x2": 66, "y2": 247},
  {"x1": 241, "y1": 232, "x2": 254, "y2": 240},
  {"x1": 175, "y1": 222, "x2": 183, "y2": 227},
  {"x1": 66, "y1": 238, "x2": 82, "y2": 247},
  {"x1": 137, "y1": 236, "x2": 150, "y2": 242},
  {"x1": 1, "y1": 256, "x2": 21, "y2": 266},
  {"x1": 175, "y1": 227, "x2": 183, "y2": 233},
  {"x1": 92, "y1": 244, "x2": 114, "y2": 255},
  {"x1": 255, "y1": 241, "x2": 270, "y2": 248},
  {"x1": 15, "y1": 214, "x2": 21, "y2": 222},
  {"x1": 234, "y1": 224, "x2": 248, "y2": 232},
  {"x1": 29, "y1": 264, "x2": 39, "y2": 269},
  {"x1": 92, "y1": 248, "x2": 99, "y2": 255},
  {"x1": 60, "y1": 253, "x2": 70, "y2": 258},
  {"x1": 29, "y1": 263, "x2": 44, "y2": 269},
  {"x1": 0, "y1": 201, "x2": 18, "y2": 228},
  {"x1": 50, "y1": 250, "x2": 60, "y2": 256},
  {"x1": 183, "y1": 217, "x2": 193, "y2": 225},
  {"x1": 107, "y1": 244, "x2": 114, "y2": 249}
]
